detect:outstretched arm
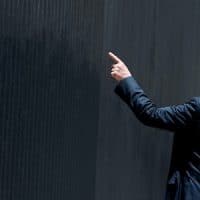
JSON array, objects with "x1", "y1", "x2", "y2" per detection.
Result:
[
  {"x1": 108, "y1": 52, "x2": 200, "y2": 131},
  {"x1": 114, "y1": 76, "x2": 199, "y2": 131}
]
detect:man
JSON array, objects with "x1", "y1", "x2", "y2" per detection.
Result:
[{"x1": 108, "y1": 51, "x2": 200, "y2": 200}]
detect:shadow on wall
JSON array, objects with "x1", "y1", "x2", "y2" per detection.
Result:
[{"x1": 0, "y1": 32, "x2": 100, "y2": 199}]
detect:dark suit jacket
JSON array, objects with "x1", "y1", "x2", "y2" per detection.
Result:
[{"x1": 114, "y1": 76, "x2": 200, "y2": 200}]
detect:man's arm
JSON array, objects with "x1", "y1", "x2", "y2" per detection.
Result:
[
  {"x1": 108, "y1": 51, "x2": 200, "y2": 131},
  {"x1": 114, "y1": 76, "x2": 200, "y2": 131}
]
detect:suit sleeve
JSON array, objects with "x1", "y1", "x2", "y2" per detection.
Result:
[{"x1": 114, "y1": 76, "x2": 200, "y2": 131}]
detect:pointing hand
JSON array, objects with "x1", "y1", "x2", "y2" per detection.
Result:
[{"x1": 108, "y1": 52, "x2": 132, "y2": 82}]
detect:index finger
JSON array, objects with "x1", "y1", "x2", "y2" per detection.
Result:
[{"x1": 108, "y1": 52, "x2": 122, "y2": 63}]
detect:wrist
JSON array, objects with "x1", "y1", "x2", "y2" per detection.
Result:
[{"x1": 119, "y1": 74, "x2": 132, "y2": 82}]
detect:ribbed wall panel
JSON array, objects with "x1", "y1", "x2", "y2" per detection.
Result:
[
  {"x1": 0, "y1": 0, "x2": 104, "y2": 199},
  {"x1": 0, "y1": 0, "x2": 200, "y2": 200}
]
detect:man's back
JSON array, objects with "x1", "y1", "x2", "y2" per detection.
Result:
[{"x1": 167, "y1": 125, "x2": 200, "y2": 200}]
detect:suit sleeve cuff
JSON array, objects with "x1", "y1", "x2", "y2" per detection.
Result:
[{"x1": 114, "y1": 76, "x2": 143, "y2": 102}]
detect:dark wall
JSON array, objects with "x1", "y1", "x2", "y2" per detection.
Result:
[
  {"x1": 0, "y1": 0, "x2": 103, "y2": 199},
  {"x1": 0, "y1": 0, "x2": 200, "y2": 200}
]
